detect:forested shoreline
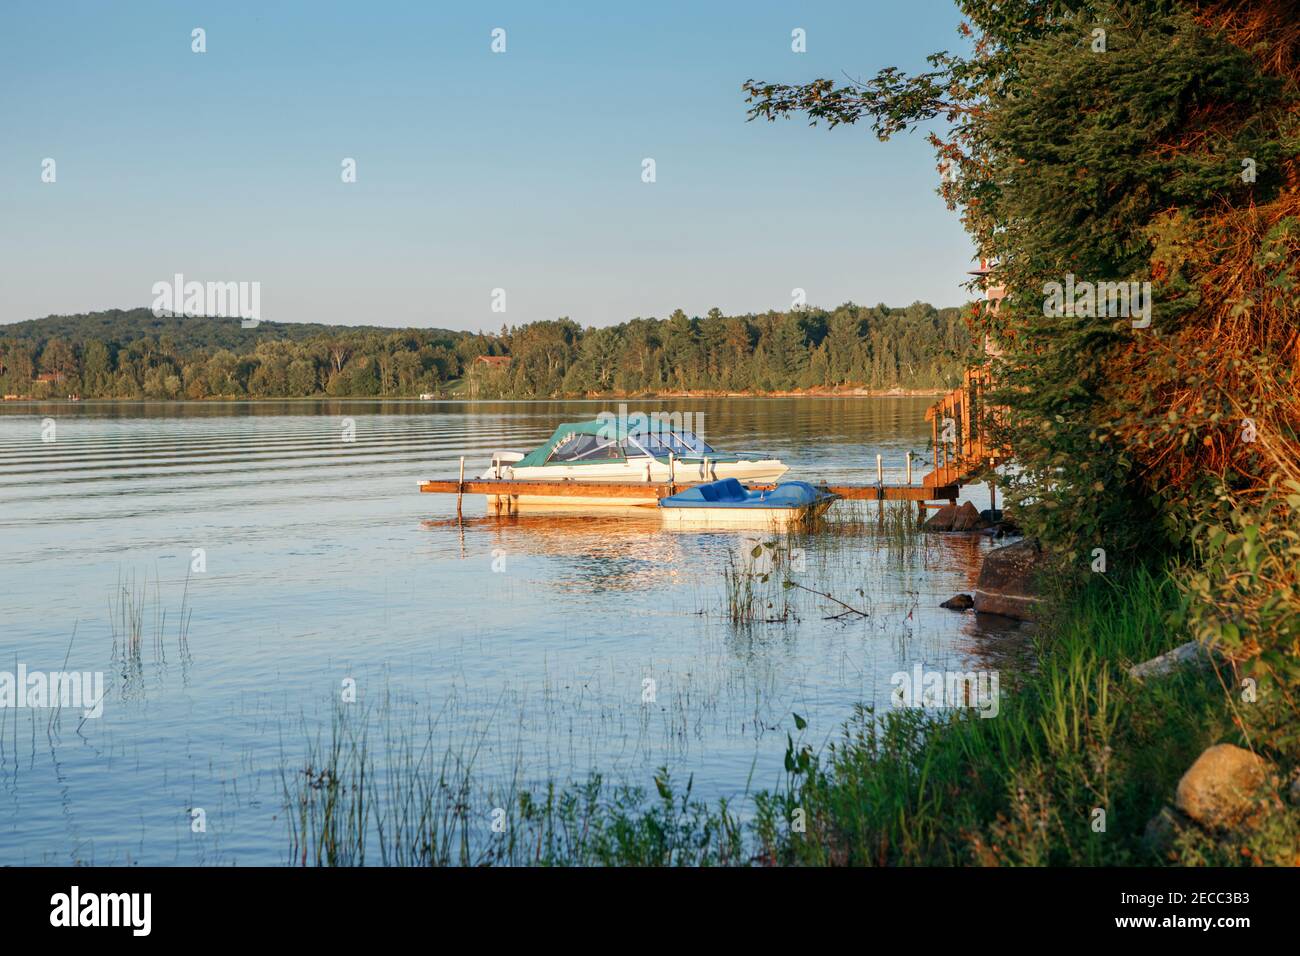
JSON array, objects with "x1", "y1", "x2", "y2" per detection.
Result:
[{"x1": 0, "y1": 302, "x2": 975, "y2": 400}]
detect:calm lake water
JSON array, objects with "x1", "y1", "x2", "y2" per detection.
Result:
[{"x1": 0, "y1": 398, "x2": 1023, "y2": 864}]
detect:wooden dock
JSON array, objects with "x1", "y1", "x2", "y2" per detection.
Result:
[
  {"x1": 419, "y1": 477, "x2": 960, "y2": 508},
  {"x1": 420, "y1": 368, "x2": 1007, "y2": 514},
  {"x1": 421, "y1": 476, "x2": 961, "y2": 520}
]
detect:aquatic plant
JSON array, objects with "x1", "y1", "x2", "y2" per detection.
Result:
[
  {"x1": 108, "y1": 569, "x2": 193, "y2": 696},
  {"x1": 283, "y1": 700, "x2": 746, "y2": 867}
]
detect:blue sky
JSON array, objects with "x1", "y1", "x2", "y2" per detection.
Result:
[{"x1": 0, "y1": 0, "x2": 974, "y2": 331}]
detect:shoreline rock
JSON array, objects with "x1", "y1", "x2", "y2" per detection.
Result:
[
  {"x1": 972, "y1": 538, "x2": 1045, "y2": 621},
  {"x1": 924, "y1": 501, "x2": 990, "y2": 533},
  {"x1": 1145, "y1": 743, "x2": 1283, "y2": 859},
  {"x1": 1174, "y1": 743, "x2": 1279, "y2": 831},
  {"x1": 1128, "y1": 640, "x2": 1210, "y2": 680}
]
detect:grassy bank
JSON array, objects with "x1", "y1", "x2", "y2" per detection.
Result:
[
  {"x1": 284, "y1": 562, "x2": 1297, "y2": 866},
  {"x1": 754, "y1": 568, "x2": 1271, "y2": 866}
]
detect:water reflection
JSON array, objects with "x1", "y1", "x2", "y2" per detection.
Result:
[{"x1": 423, "y1": 512, "x2": 688, "y2": 593}]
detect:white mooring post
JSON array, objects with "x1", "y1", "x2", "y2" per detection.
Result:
[
  {"x1": 906, "y1": 451, "x2": 912, "y2": 485},
  {"x1": 457, "y1": 456, "x2": 465, "y2": 518},
  {"x1": 876, "y1": 453, "x2": 884, "y2": 513}
]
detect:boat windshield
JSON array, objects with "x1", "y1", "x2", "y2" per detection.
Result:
[
  {"x1": 545, "y1": 433, "x2": 625, "y2": 463},
  {"x1": 623, "y1": 430, "x2": 716, "y2": 458}
]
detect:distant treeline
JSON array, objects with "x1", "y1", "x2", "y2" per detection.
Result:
[{"x1": 0, "y1": 303, "x2": 975, "y2": 399}]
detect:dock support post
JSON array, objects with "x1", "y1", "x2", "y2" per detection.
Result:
[
  {"x1": 906, "y1": 451, "x2": 912, "y2": 485},
  {"x1": 457, "y1": 456, "x2": 465, "y2": 518},
  {"x1": 931, "y1": 415, "x2": 939, "y2": 482},
  {"x1": 876, "y1": 453, "x2": 885, "y2": 516}
]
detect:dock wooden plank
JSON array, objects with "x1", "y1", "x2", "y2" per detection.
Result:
[
  {"x1": 829, "y1": 484, "x2": 958, "y2": 502},
  {"x1": 419, "y1": 479, "x2": 959, "y2": 502},
  {"x1": 421, "y1": 478, "x2": 683, "y2": 499}
]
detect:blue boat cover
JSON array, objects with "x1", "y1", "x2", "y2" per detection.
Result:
[{"x1": 659, "y1": 479, "x2": 832, "y2": 510}]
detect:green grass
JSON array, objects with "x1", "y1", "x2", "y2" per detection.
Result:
[
  {"x1": 753, "y1": 569, "x2": 1205, "y2": 864},
  {"x1": 753, "y1": 566, "x2": 1296, "y2": 866}
]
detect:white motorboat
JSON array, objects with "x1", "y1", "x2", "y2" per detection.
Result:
[{"x1": 480, "y1": 420, "x2": 789, "y2": 508}]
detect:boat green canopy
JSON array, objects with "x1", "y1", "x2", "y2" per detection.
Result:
[
  {"x1": 515, "y1": 420, "x2": 725, "y2": 468},
  {"x1": 516, "y1": 421, "x2": 619, "y2": 468}
]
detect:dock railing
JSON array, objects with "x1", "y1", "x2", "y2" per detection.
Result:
[{"x1": 922, "y1": 365, "x2": 1008, "y2": 489}]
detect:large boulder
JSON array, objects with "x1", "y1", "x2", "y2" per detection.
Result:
[
  {"x1": 950, "y1": 501, "x2": 989, "y2": 532},
  {"x1": 924, "y1": 501, "x2": 989, "y2": 533},
  {"x1": 1174, "y1": 744, "x2": 1278, "y2": 831},
  {"x1": 923, "y1": 503, "x2": 957, "y2": 531},
  {"x1": 940, "y1": 593, "x2": 974, "y2": 611},
  {"x1": 972, "y1": 538, "x2": 1045, "y2": 621}
]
